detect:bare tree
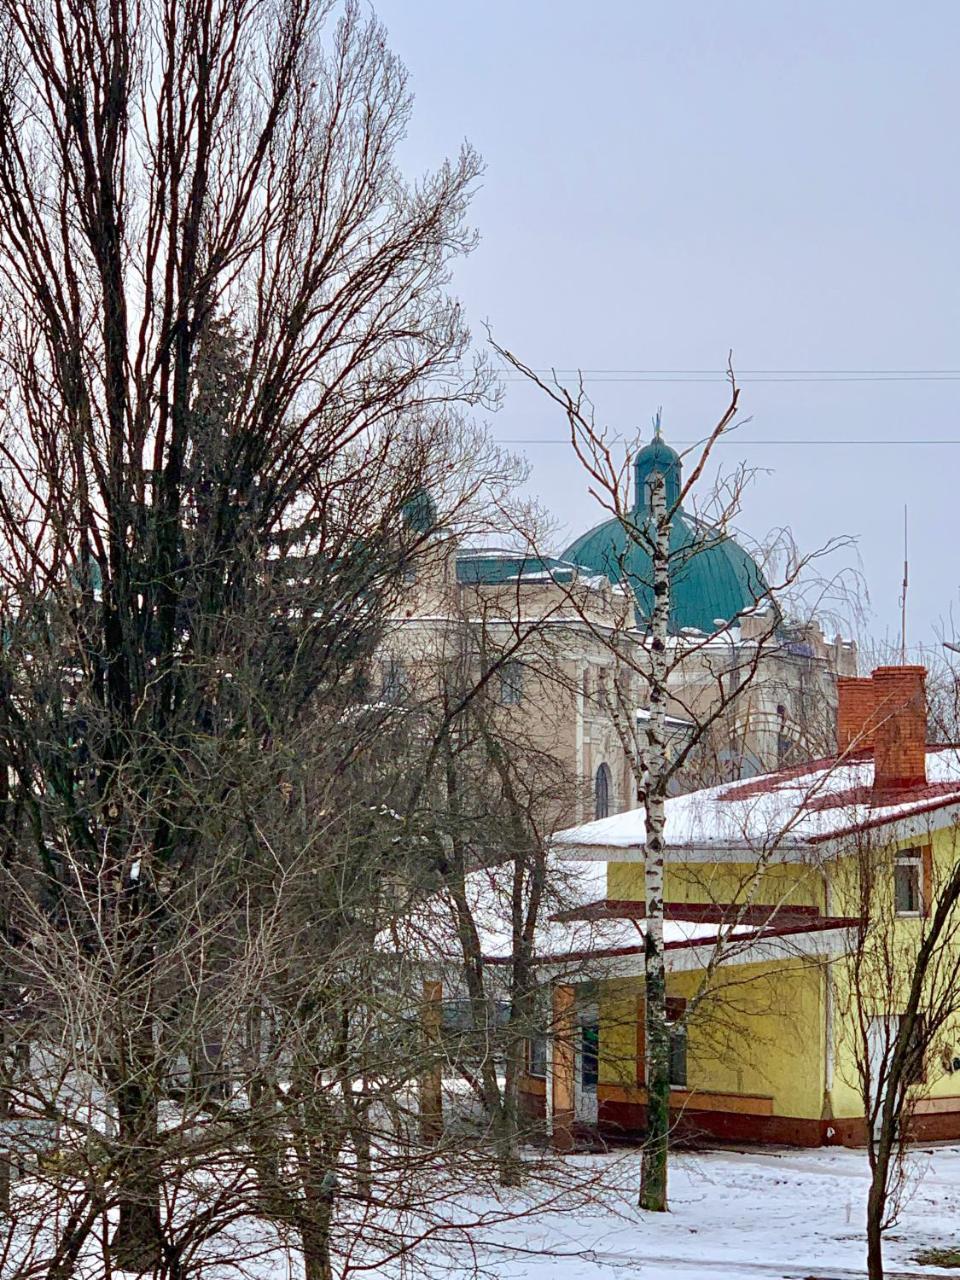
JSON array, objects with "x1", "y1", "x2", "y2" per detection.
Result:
[
  {"x1": 407, "y1": 599, "x2": 581, "y2": 1184},
  {"x1": 835, "y1": 813, "x2": 960, "y2": 1280},
  {"x1": 491, "y1": 343, "x2": 852, "y2": 1211},
  {"x1": 0, "y1": 0, "x2": 500, "y2": 1269}
]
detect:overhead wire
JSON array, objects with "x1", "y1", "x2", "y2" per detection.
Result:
[
  {"x1": 492, "y1": 367, "x2": 960, "y2": 444},
  {"x1": 497, "y1": 368, "x2": 960, "y2": 383},
  {"x1": 495, "y1": 438, "x2": 960, "y2": 446}
]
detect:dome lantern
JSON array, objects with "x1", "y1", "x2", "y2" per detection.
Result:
[
  {"x1": 633, "y1": 430, "x2": 681, "y2": 513},
  {"x1": 563, "y1": 430, "x2": 769, "y2": 634}
]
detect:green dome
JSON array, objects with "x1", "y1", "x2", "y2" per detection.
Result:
[
  {"x1": 563, "y1": 434, "x2": 768, "y2": 634},
  {"x1": 402, "y1": 487, "x2": 438, "y2": 534}
]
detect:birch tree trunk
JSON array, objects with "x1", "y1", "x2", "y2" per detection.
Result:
[{"x1": 639, "y1": 469, "x2": 671, "y2": 1212}]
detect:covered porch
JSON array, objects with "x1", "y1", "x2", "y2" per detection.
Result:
[{"x1": 518, "y1": 912, "x2": 857, "y2": 1149}]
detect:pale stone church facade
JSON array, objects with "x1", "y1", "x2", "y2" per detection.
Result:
[{"x1": 384, "y1": 436, "x2": 857, "y2": 825}]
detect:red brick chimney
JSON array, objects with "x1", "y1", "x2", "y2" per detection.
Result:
[
  {"x1": 836, "y1": 676, "x2": 877, "y2": 753},
  {"x1": 871, "y1": 665, "x2": 927, "y2": 797}
]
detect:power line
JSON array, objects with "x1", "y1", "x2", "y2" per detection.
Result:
[
  {"x1": 498, "y1": 367, "x2": 960, "y2": 374},
  {"x1": 496, "y1": 438, "x2": 960, "y2": 446},
  {"x1": 504, "y1": 368, "x2": 960, "y2": 373},
  {"x1": 499, "y1": 371, "x2": 960, "y2": 384}
]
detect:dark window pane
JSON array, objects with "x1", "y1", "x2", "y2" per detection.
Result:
[
  {"x1": 595, "y1": 763, "x2": 611, "y2": 820},
  {"x1": 894, "y1": 862, "x2": 920, "y2": 914},
  {"x1": 441, "y1": 999, "x2": 473, "y2": 1032},
  {"x1": 669, "y1": 1027, "x2": 687, "y2": 1088},
  {"x1": 382, "y1": 657, "x2": 407, "y2": 704},
  {"x1": 906, "y1": 1012, "x2": 927, "y2": 1084},
  {"x1": 581, "y1": 1023, "x2": 599, "y2": 1089},
  {"x1": 528, "y1": 1035, "x2": 547, "y2": 1079},
  {"x1": 499, "y1": 661, "x2": 523, "y2": 705}
]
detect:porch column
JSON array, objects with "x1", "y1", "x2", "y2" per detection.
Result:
[
  {"x1": 419, "y1": 978, "x2": 443, "y2": 1144},
  {"x1": 551, "y1": 982, "x2": 576, "y2": 1152}
]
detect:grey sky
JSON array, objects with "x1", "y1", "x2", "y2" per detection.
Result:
[{"x1": 376, "y1": 0, "x2": 959, "y2": 654}]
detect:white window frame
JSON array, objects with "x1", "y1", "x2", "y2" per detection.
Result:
[
  {"x1": 894, "y1": 849, "x2": 923, "y2": 918},
  {"x1": 527, "y1": 1032, "x2": 547, "y2": 1080}
]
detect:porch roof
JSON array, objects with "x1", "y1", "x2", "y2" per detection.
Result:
[
  {"x1": 513, "y1": 915, "x2": 859, "y2": 971},
  {"x1": 382, "y1": 853, "x2": 859, "y2": 980}
]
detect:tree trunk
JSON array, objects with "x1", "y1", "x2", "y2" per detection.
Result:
[
  {"x1": 865, "y1": 1096, "x2": 895, "y2": 1280},
  {"x1": 295, "y1": 1107, "x2": 337, "y2": 1280},
  {"x1": 343, "y1": 1082, "x2": 373, "y2": 1201},
  {"x1": 639, "y1": 466, "x2": 671, "y2": 1213},
  {"x1": 301, "y1": 1207, "x2": 333, "y2": 1280},
  {"x1": 0, "y1": 1004, "x2": 12, "y2": 1218},
  {"x1": 489, "y1": 1053, "x2": 521, "y2": 1185},
  {"x1": 419, "y1": 979, "x2": 444, "y2": 1145},
  {"x1": 111, "y1": 1074, "x2": 163, "y2": 1271},
  {"x1": 866, "y1": 1175, "x2": 886, "y2": 1280},
  {"x1": 494, "y1": 1032, "x2": 524, "y2": 1186},
  {"x1": 245, "y1": 1005, "x2": 288, "y2": 1217}
]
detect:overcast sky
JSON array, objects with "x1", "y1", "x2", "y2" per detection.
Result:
[{"x1": 376, "y1": 0, "x2": 959, "y2": 657}]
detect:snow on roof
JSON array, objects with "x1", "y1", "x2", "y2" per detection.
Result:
[
  {"x1": 380, "y1": 856, "x2": 821, "y2": 973},
  {"x1": 552, "y1": 746, "x2": 960, "y2": 857},
  {"x1": 381, "y1": 856, "x2": 610, "y2": 965},
  {"x1": 635, "y1": 706, "x2": 695, "y2": 730}
]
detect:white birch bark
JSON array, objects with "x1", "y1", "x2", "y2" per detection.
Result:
[{"x1": 639, "y1": 466, "x2": 671, "y2": 1211}]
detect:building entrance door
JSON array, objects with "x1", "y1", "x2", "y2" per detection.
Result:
[
  {"x1": 867, "y1": 1015, "x2": 900, "y2": 1142},
  {"x1": 575, "y1": 1010, "x2": 599, "y2": 1126}
]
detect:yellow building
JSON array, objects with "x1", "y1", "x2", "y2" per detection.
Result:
[{"x1": 516, "y1": 664, "x2": 960, "y2": 1147}]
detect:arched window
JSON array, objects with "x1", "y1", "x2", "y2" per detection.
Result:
[
  {"x1": 776, "y1": 703, "x2": 792, "y2": 768},
  {"x1": 594, "y1": 762, "x2": 612, "y2": 820},
  {"x1": 643, "y1": 469, "x2": 664, "y2": 508},
  {"x1": 382, "y1": 656, "x2": 407, "y2": 704}
]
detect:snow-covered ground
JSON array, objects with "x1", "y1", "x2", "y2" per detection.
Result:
[
  {"x1": 14, "y1": 1143, "x2": 960, "y2": 1277},
  {"x1": 398, "y1": 1144, "x2": 960, "y2": 1280}
]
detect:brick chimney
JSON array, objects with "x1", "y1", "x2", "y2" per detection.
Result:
[
  {"x1": 836, "y1": 676, "x2": 877, "y2": 753},
  {"x1": 871, "y1": 665, "x2": 927, "y2": 797}
]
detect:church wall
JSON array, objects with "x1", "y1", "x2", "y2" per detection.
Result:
[{"x1": 387, "y1": 534, "x2": 857, "y2": 835}]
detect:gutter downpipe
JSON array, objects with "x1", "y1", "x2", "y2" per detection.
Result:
[
  {"x1": 545, "y1": 993, "x2": 554, "y2": 1138},
  {"x1": 821, "y1": 863, "x2": 835, "y2": 1137}
]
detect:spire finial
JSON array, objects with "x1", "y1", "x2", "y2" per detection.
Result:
[{"x1": 633, "y1": 417, "x2": 681, "y2": 513}]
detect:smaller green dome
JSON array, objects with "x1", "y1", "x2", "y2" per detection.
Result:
[{"x1": 402, "y1": 488, "x2": 438, "y2": 535}]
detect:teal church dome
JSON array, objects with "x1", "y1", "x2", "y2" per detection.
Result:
[
  {"x1": 401, "y1": 487, "x2": 439, "y2": 534},
  {"x1": 562, "y1": 434, "x2": 768, "y2": 634}
]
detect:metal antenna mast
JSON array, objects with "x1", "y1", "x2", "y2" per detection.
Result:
[{"x1": 900, "y1": 505, "x2": 909, "y2": 663}]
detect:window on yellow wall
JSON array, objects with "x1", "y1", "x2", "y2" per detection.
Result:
[
  {"x1": 638, "y1": 997, "x2": 688, "y2": 1088},
  {"x1": 668, "y1": 1025, "x2": 688, "y2": 1088},
  {"x1": 667, "y1": 996, "x2": 688, "y2": 1088},
  {"x1": 894, "y1": 850, "x2": 922, "y2": 916}
]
